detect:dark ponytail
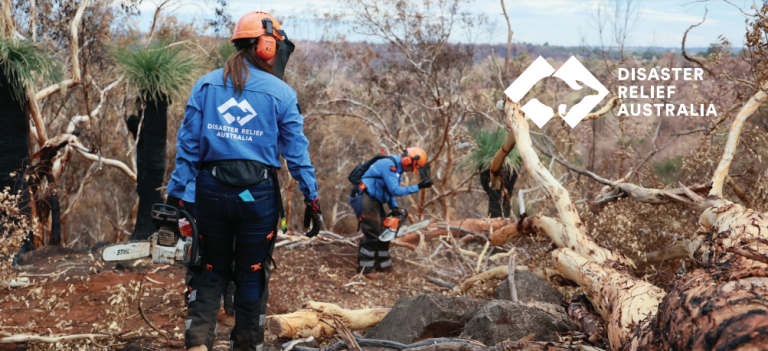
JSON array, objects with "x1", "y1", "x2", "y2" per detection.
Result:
[{"x1": 223, "y1": 40, "x2": 275, "y2": 95}]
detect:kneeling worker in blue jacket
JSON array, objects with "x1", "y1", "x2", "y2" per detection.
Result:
[{"x1": 349, "y1": 147, "x2": 434, "y2": 279}]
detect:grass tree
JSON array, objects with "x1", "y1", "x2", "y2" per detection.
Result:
[
  {"x1": 459, "y1": 129, "x2": 521, "y2": 218},
  {"x1": 117, "y1": 41, "x2": 200, "y2": 241},
  {"x1": 0, "y1": 36, "x2": 60, "y2": 209}
]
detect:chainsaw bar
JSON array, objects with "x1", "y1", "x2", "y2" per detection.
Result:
[
  {"x1": 397, "y1": 219, "x2": 431, "y2": 237},
  {"x1": 101, "y1": 241, "x2": 152, "y2": 262}
]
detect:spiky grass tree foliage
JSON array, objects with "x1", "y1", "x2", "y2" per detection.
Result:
[
  {"x1": 458, "y1": 128, "x2": 521, "y2": 174},
  {"x1": 0, "y1": 37, "x2": 60, "y2": 202},
  {"x1": 117, "y1": 41, "x2": 200, "y2": 240},
  {"x1": 459, "y1": 129, "x2": 522, "y2": 218}
]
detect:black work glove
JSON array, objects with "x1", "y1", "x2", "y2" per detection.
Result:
[
  {"x1": 166, "y1": 195, "x2": 182, "y2": 211},
  {"x1": 418, "y1": 165, "x2": 434, "y2": 189},
  {"x1": 418, "y1": 178, "x2": 434, "y2": 189},
  {"x1": 303, "y1": 198, "x2": 323, "y2": 238},
  {"x1": 182, "y1": 201, "x2": 196, "y2": 219},
  {"x1": 387, "y1": 207, "x2": 404, "y2": 219}
]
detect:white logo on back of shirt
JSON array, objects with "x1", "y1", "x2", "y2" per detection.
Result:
[{"x1": 217, "y1": 98, "x2": 257, "y2": 126}]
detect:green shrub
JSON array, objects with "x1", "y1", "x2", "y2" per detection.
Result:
[{"x1": 653, "y1": 156, "x2": 683, "y2": 185}]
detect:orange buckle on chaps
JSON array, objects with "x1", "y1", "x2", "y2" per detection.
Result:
[
  {"x1": 267, "y1": 231, "x2": 275, "y2": 240},
  {"x1": 206, "y1": 264, "x2": 213, "y2": 272},
  {"x1": 250, "y1": 263, "x2": 262, "y2": 272}
]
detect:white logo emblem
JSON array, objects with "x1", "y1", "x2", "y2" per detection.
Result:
[
  {"x1": 217, "y1": 98, "x2": 257, "y2": 126},
  {"x1": 504, "y1": 56, "x2": 608, "y2": 128}
]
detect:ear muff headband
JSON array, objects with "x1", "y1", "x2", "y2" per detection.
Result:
[{"x1": 255, "y1": 18, "x2": 279, "y2": 60}]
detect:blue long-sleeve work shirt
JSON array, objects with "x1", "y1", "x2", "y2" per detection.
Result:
[
  {"x1": 167, "y1": 64, "x2": 318, "y2": 200},
  {"x1": 361, "y1": 155, "x2": 420, "y2": 208}
]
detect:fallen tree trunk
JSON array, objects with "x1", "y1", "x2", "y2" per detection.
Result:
[
  {"x1": 267, "y1": 301, "x2": 390, "y2": 340},
  {"x1": 393, "y1": 218, "x2": 507, "y2": 249}
]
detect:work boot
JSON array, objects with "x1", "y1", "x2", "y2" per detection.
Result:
[
  {"x1": 229, "y1": 294, "x2": 266, "y2": 351},
  {"x1": 185, "y1": 272, "x2": 229, "y2": 350},
  {"x1": 364, "y1": 272, "x2": 386, "y2": 280}
]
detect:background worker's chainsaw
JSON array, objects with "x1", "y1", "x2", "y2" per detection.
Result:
[
  {"x1": 379, "y1": 163, "x2": 434, "y2": 242},
  {"x1": 379, "y1": 208, "x2": 431, "y2": 242},
  {"x1": 101, "y1": 204, "x2": 201, "y2": 267}
]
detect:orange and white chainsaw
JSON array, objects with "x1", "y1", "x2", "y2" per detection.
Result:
[
  {"x1": 101, "y1": 204, "x2": 201, "y2": 267},
  {"x1": 379, "y1": 209, "x2": 430, "y2": 242}
]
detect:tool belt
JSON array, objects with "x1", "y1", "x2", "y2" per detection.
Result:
[{"x1": 201, "y1": 159, "x2": 271, "y2": 187}]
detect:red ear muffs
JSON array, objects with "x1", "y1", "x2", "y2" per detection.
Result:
[
  {"x1": 401, "y1": 156, "x2": 412, "y2": 166},
  {"x1": 256, "y1": 35, "x2": 277, "y2": 60}
]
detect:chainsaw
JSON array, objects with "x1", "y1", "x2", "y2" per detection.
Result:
[
  {"x1": 379, "y1": 208, "x2": 431, "y2": 242},
  {"x1": 101, "y1": 204, "x2": 201, "y2": 267}
]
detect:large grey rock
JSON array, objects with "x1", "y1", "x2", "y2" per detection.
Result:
[
  {"x1": 365, "y1": 294, "x2": 488, "y2": 343},
  {"x1": 461, "y1": 300, "x2": 575, "y2": 345},
  {"x1": 494, "y1": 271, "x2": 563, "y2": 305}
]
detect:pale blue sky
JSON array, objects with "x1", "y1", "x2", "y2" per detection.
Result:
[{"x1": 131, "y1": 0, "x2": 752, "y2": 48}]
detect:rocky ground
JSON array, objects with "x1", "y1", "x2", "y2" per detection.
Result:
[{"x1": 1, "y1": 235, "x2": 599, "y2": 350}]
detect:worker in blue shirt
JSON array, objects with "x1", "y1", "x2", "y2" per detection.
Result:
[
  {"x1": 166, "y1": 12, "x2": 322, "y2": 351},
  {"x1": 349, "y1": 148, "x2": 434, "y2": 279}
]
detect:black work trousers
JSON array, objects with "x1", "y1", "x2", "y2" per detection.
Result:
[{"x1": 350, "y1": 188, "x2": 393, "y2": 273}]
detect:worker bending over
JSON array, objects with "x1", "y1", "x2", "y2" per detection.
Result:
[{"x1": 349, "y1": 148, "x2": 433, "y2": 279}]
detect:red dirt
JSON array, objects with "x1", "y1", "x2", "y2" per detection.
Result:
[{"x1": 0, "y1": 238, "x2": 445, "y2": 350}]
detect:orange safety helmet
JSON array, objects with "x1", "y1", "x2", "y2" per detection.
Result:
[
  {"x1": 401, "y1": 147, "x2": 427, "y2": 173},
  {"x1": 231, "y1": 12, "x2": 285, "y2": 61}
]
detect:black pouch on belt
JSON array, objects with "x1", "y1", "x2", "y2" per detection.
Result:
[{"x1": 202, "y1": 159, "x2": 271, "y2": 187}]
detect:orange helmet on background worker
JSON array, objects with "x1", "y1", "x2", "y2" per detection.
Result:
[
  {"x1": 230, "y1": 11, "x2": 295, "y2": 79},
  {"x1": 401, "y1": 147, "x2": 427, "y2": 173}
]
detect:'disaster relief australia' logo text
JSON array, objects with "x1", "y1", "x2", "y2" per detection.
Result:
[{"x1": 207, "y1": 98, "x2": 264, "y2": 142}]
